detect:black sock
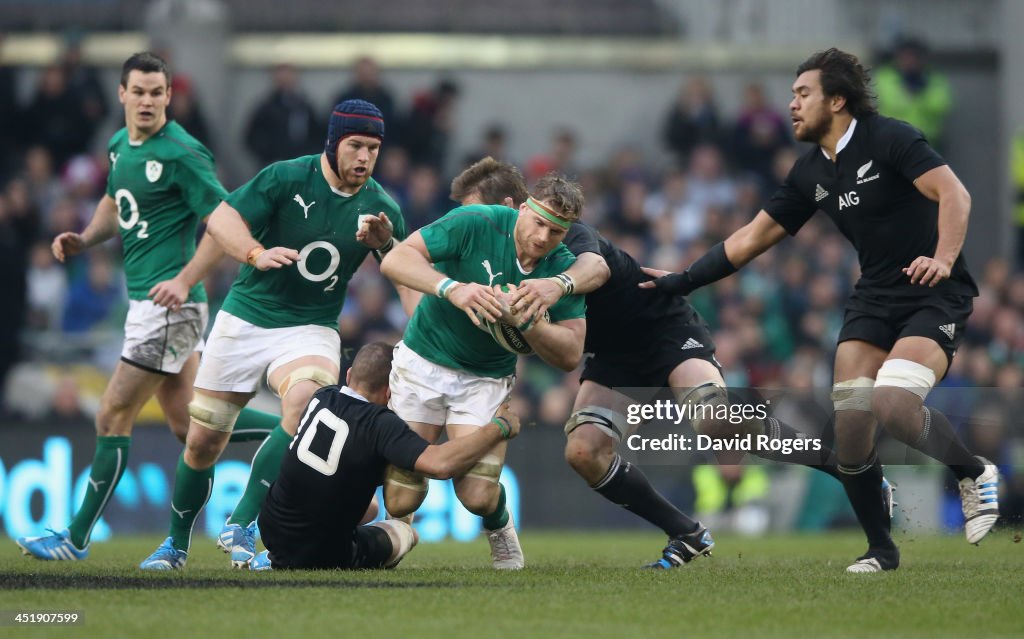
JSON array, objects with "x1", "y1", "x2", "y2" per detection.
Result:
[
  {"x1": 754, "y1": 417, "x2": 839, "y2": 479},
  {"x1": 838, "y1": 452, "x2": 895, "y2": 550},
  {"x1": 593, "y1": 455, "x2": 698, "y2": 538},
  {"x1": 912, "y1": 407, "x2": 984, "y2": 481}
]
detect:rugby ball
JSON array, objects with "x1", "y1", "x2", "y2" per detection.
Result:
[{"x1": 483, "y1": 313, "x2": 549, "y2": 355}]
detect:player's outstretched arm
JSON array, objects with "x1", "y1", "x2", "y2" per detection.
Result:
[
  {"x1": 904, "y1": 165, "x2": 971, "y2": 287},
  {"x1": 52, "y1": 194, "x2": 119, "y2": 262},
  {"x1": 413, "y1": 405, "x2": 520, "y2": 479},
  {"x1": 639, "y1": 210, "x2": 788, "y2": 295},
  {"x1": 510, "y1": 252, "x2": 610, "y2": 323},
  {"x1": 206, "y1": 200, "x2": 299, "y2": 271},
  {"x1": 149, "y1": 230, "x2": 226, "y2": 310}
]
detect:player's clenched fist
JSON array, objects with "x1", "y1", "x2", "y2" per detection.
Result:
[
  {"x1": 51, "y1": 232, "x2": 86, "y2": 263},
  {"x1": 494, "y1": 403, "x2": 522, "y2": 440}
]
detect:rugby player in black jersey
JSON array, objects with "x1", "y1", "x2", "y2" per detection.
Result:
[
  {"x1": 643, "y1": 48, "x2": 999, "y2": 573},
  {"x1": 252, "y1": 342, "x2": 520, "y2": 570}
]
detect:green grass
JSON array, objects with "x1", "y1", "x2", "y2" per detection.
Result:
[{"x1": 2, "y1": 531, "x2": 1022, "y2": 638}]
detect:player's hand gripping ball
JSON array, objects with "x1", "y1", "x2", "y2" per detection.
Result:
[{"x1": 476, "y1": 284, "x2": 549, "y2": 355}]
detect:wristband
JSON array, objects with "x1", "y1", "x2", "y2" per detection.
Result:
[
  {"x1": 435, "y1": 278, "x2": 460, "y2": 299},
  {"x1": 553, "y1": 272, "x2": 576, "y2": 297},
  {"x1": 492, "y1": 416, "x2": 512, "y2": 439},
  {"x1": 653, "y1": 242, "x2": 736, "y2": 296},
  {"x1": 377, "y1": 236, "x2": 396, "y2": 255},
  {"x1": 246, "y1": 246, "x2": 266, "y2": 266}
]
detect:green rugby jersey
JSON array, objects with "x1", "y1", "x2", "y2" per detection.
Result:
[
  {"x1": 221, "y1": 154, "x2": 406, "y2": 329},
  {"x1": 404, "y1": 204, "x2": 585, "y2": 378},
  {"x1": 106, "y1": 120, "x2": 227, "y2": 302}
]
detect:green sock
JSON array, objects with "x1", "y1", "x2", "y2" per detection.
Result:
[
  {"x1": 227, "y1": 425, "x2": 292, "y2": 526},
  {"x1": 168, "y1": 454, "x2": 214, "y2": 552},
  {"x1": 481, "y1": 484, "x2": 509, "y2": 531},
  {"x1": 230, "y1": 408, "x2": 280, "y2": 443},
  {"x1": 67, "y1": 436, "x2": 131, "y2": 549}
]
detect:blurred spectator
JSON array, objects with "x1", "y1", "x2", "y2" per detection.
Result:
[
  {"x1": 22, "y1": 146, "x2": 65, "y2": 217},
  {"x1": 875, "y1": 37, "x2": 952, "y2": 149},
  {"x1": 61, "y1": 252, "x2": 124, "y2": 334},
  {"x1": 685, "y1": 144, "x2": 736, "y2": 214},
  {"x1": 59, "y1": 34, "x2": 108, "y2": 142},
  {"x1": 0, "y1": 191, "x2": 34, "y2": 414},
  {"x1": 333, "y1": 56, "x2": 398, "y2": 141},
  {"x1": 45, "y1": 373, "x2": 89, "y2": 425},
  {"x1": 0, "y1": 35, "x2": 22, "y2": 181},
  {"x1": 526, "y1": 127, "x2": 579, "y2": 184},
  {"x1": 374, "y1": 146, "x2": 411, "y2": 208},
  {"x1": 244, "y1": 64, "x2": 321, "y2": 166},
  {"x1": 731, "y1": 81, "x2": 792, "y2": 190},
  {"x1": 603, "y1": 178, "x2": 652, "y2": 244},
  {"x1": 463, "y1": 123, "x2": 511, "y2": 168},
  {"x1": 23, "y1": 64, "x2": 93, "y2": 169},
  {"x1": 168, "y1": 75, "x2": 214, "y2": 151},
  {"x1": 402, "y1": 78, "x2": 459, "y2": 169},
  {"x1": 663, "y1": 75, "x2": 723, "y2": 163},
  {"x1": 26, "y1": 241, "x2": 67, "y2": 331},
  {"x1": 644, "y1": 166, "x2": 700, "y2": 248},
  {"x1": 401, "y1": 165, "x2": 450, "y2": 232}
]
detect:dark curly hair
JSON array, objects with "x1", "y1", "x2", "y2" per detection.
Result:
[{"x1": 796, "y1": 48, "x2": 877, "y2": 119}]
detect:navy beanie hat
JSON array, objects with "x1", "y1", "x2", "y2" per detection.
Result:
[{"x1": 325, "y1": 99, "x2": 385, "y2": 176}]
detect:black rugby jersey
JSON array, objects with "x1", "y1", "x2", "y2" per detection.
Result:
[
  {"x1": 564, "y1": 223, "x2": 699, "y2": 355},
  {"x1": 765, "y1": 114, "x2": 977, "y2": 297},
  {"x1": 259, "y1": 386, "x2": 428, "y2": 566}
]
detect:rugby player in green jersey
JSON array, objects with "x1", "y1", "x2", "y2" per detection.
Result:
[
  {"x1": 140, "y1": 99, "x2": 406, "y2": 570},
  {"x1": 379, "y1": 171, "x2": 587, "y2": 569}
]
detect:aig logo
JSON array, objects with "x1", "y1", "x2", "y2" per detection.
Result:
[{"x1": 838, "y1": 191, "x2": 860, "y2": 210}]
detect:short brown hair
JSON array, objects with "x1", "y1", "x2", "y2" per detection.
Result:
[
  {"x1": 348, "y1": 341, "x2": 394, "y2": 394},
  {"x1": 796, "y1": 48, "x2": 877, "y2": 119},
  {"x1": 531, "y1": 173, "x2": 585, "y2": 223},
  {"x1": 121, "y1": 51, "x2": 170, "y2": 88},
  {"x1": 450, "y1": 157, "x2": 528, "y2": 206}
]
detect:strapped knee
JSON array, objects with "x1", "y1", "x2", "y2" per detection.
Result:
[
  {"x1": 370, "y1": 519, "x2": 418, "y2": 568},
  {"x1": 564, "y1": 406, "x2": 629, "y2": 442},
  {"x1": 831, "y1": 377, "x2": 875, "y2": 411},
  {"x1": 275, "y1": 366, "x2": 338, "y2": 399},
  {"x1": 189, "y1": 394, "x2": 243, "y2": 432},
  {"x1": 465, "y1": 453, "x2": 503, "y2": 483},
  {"x1": 676, "y1": 382, "x2": 731, "y2": 435},
  {"x1": 385, "y1": 465, "x2": 428, "y2": 493},
  {"x1": 874, "y1": 359, "x2": 935, "y2": 400}
]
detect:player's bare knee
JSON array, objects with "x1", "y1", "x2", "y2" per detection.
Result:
[
  {"x1": 384, "y1": 466, "x2": 428, "y2": 517},
  {"x1": 454, "y1": 479, "x2": 500, "y2": 516},
  {"x1": 183, "y1": 420, "x2": 230, "y2": 468},
  {"x1": 564, "y1": 425, "x2": 614, "y2": 479}
]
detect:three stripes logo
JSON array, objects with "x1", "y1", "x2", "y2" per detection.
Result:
[
  {"x1": 814, "y1": 184, "x2": 829, "y2": 202},
  {"x1": 938, "y1": 323, "x2": 956, "y2": 340},
  {"x1": 681, "y1": 338, "x2": 704, "y2": 350}
]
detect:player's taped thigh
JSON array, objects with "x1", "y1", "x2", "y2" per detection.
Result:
[
  {"x1": 188, "y1": 394, "x2": 243, "y2": 433},
  {"x1": 369, "y1": 519, "x2": 417, "y2": 568},
  {"x1": 466, "y1": 453, "x2": 503, "y2": 483},
  {"x1": 674, "y1": 381, "x2": 745, "y2": 435},
  {"x1": 385, "y1": 465, "x2": 428, "y2": 493},
  {"x1": 564, "y1": 406, "x2": 629, "y2": 442},
  {"x1": 275, "y1": 365, "x2": 338, "y2": 399},
  {"x1": 831, "y1": 376, "x2": 875, "y2": 411},
  {"x1": 874, "y1": 359, "x2": 935, "y2": 400}
]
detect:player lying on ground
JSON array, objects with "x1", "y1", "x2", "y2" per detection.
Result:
[
  {"x1": 379, "y1": 169, "x2": 587, "y2": 570},
  {"x1": 139, "y1": 99, "x2": 406, "y2": 570},
  {"x1": 643, "y1": 48, "x2": 999, "y2": 573},
  {"x1": 250, "y1": 342, "x2": 521, "y2": 570}
]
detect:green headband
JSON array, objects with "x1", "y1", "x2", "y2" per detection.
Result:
[{"x1": 526, "y1": 197, "x2": 572, "y2": 229}]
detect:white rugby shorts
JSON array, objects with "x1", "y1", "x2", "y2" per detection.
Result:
[{"x1": 121, "y1": 299, "x2": 208, "y2": 374}]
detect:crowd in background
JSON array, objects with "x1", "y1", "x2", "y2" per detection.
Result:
[{"x1": 0, "y1": 37, "x2": 1021, "y2": 529}]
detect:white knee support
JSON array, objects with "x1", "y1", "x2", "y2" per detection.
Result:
[
  {"x1": 831, "y1": 377, "x2": 875, "y2": 412},
  {"x1": 384, "y1": 465, "x2": 428, "y2": 492},
  {"x1": 675, "y1": 382, "x2": 731, "y2": 435},
  {"x1": 564, "y1": 406, "x2": 629, "y2": 442},
  {"x1": 465, "y1": 453, "x2": 503, "y2": 483},
  {"x1": 188, "y1": 394, "x2": 243, "y2": 433},
  {"x1": 874, "y1": 359, "x2": 935, "y2": 400},
  {"x1": 370, "y1": 519, "x2": 418, "y2": 568},
  {"x1": 274, "y1": 366, "x2": 338, "y2": 399}
]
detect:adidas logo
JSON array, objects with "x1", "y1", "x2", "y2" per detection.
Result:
[
  {"x1": 815, "y1": 184, "x2": 829, "y2": 202},
  {"x1": 681, "y1": 338, "x2": 704, "y2": 350},
  {"x1": 939, "y1": 323, "x2": 956, "y2": 340}
]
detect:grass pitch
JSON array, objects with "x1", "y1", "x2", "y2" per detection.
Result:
[{"x1": 1, "y1": 530, "x2": 1022, "y2": 639}]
